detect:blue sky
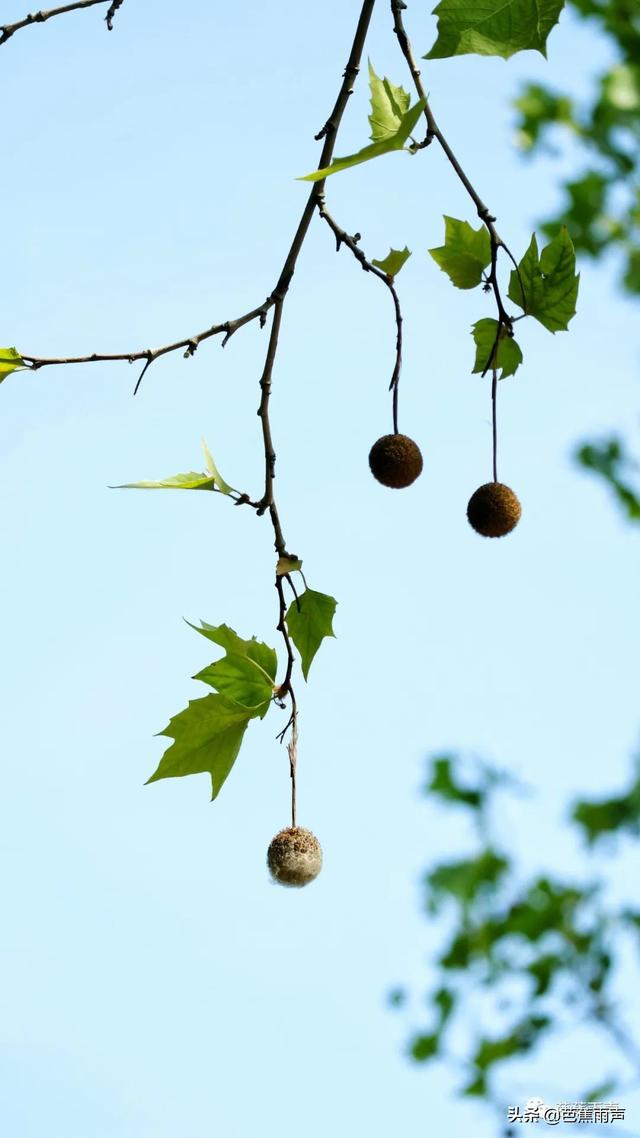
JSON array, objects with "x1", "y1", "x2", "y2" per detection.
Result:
[{"x1": 1, "y1": 2, "x2": 639, "y2": 1135}]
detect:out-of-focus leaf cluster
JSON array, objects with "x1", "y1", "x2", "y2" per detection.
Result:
[
  {"x1": 513, "y1": 0, "x2": 640, "y2": 292},
  {"x1": 576, "y1": 437, "x2": 640, "y2": 521},
  {"x1": 393, "y1": 752, "x2": 640, "y2": 1110}
]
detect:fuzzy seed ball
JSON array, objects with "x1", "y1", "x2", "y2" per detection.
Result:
[
  {"x1": 467, "y1": 481, "x2": 521, "y2": 538},
  {"x1": 267, "y1": 827, "x2": 323, "y2": 888},
  {"x1": 369, "y1": 433, "x2": 423, "y2": 489}
]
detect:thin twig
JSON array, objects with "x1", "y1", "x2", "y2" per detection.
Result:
[
  {"x1": 1, "y1": 0, "x2": 110, "y2": 43},
  {"x1": 21, "y1": 298, "x2": 273, "y2": 375},
  {"x1": 316, "y1": 192, "x2": 404, "y2": 433},
  {"x1": 104, "y1": 0, "x2": 123, "y2": 29}
]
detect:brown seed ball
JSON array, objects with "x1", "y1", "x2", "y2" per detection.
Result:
[
  {"x1": 369, "y1": 433, "x2": 423, "y2": 489},
  {"x1": 267, "y1": 827, "x2": 323, "y2": 888},
  {"x1": 467, "y1": 481, "x2": 521, "y2": 538}
]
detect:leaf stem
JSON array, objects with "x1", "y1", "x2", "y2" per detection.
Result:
[{"x1": 492, "y1": 369, "x2": 498, "y2": 482}]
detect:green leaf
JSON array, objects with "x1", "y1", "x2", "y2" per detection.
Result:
[
  {"x1": 576, "y1": 439, "x2": 640, "y2": 522},
  {"x1": 201, "y1": 438, "x2": 236, "y2": 495},
  {"x1": 582, "y1": 1081, "x2": 617, "y2": 1104},
  {"x1": 410, "y1": 1033, "x2": 440, "y2": 1062},
  {"x1": 527, "y1": 952, "x2": 564, "y2": 996},
  {"x1": 285, "y1": 589, "x2": 337, "y2": 680},
  {"x1": 368, "y1": 61, "x2": 411, "y2": 141},
  {"x1": 425, "y1": 0, "x2": 566, "y2": 61},
  {"x1": 372, "y1": 246, "x2": 412, "y2": 277},
  {"x1": 115, "y1": 471, "x2": 217, "y2": 490},
  {"x1": 188, "y1": 621, "x2": 278, "y2": 688},
  {"x1": 508, "y1": 228, "x2": 579, "y2": 331},
  {"x1": 0, "y1": 347, "x2": 25, "y2": 381},
  {"x1": 426, "y1": 850, "x2": 509, "y2": 909},
  {"x1": 427, "y1": 755, "x2": 485, "y2": 810},
  {"x1": 460, "y1": 1073, "x2": 487, "y2": 1096},
  {"x1": 429, "y1": 217, "x2": 491, "y2": 289},
  {"x1": 471, "y1": 318, "x2": 523, "y2": 378},
  {"x1": 194, "y1": 653, "x2": 274, "y2": 718},
  {"x1": 114, "y1": 439, "x2": 238, "y2": 493},
  {"x1": 433, "y1": 986, "x2": 456, "y2": 1026},
  {"x1": 299, "y1": 64, "x2": 425, "y2": 181},
  {"x1": 148, "y1": 693, "x2": 255, "y2": 800}
]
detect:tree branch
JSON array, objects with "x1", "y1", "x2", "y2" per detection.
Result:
[
  {"x1": 1, "y1": 0, "x2": 117, "y2": 44},
  {"x1": 21, "y1": 297, "x2": 274, "y2": 386},
  {"x1": 14, "y1": 1, "x2": 377, "y2": 792}
]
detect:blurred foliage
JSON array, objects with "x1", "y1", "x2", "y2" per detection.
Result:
[
  {"x1": 576, "y1": 437, "x2": 640, "y2": 521},
  {"x1": 394, "y1": 754, "x2": 640, "y2": 1122},
  {"x1": 514, "y1": 0, "x2": 640, "y2": 292},
  {"x1": 513, "y1": 0, "x2": 640, "y2": 525}
]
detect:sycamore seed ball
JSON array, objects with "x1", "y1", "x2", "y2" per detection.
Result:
[
  {"x1": 467, "y1": 481, "x2": 521, "y2": 538},
  {"x1": 267, "y1": 827, "x2": 323, "y2": 888},
  {"x1": 369, "y1": 433, "x2": 423, "y2": 489}
]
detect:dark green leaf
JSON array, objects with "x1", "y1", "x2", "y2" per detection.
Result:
[
  {"x1": 473, "y1": 1016, "x2": 550, "y2": 1071},
  {"x1": 429, "y1": 216, "x2": 491, "y2": 289},
  {"x1": 576, "y1": 439, "x2": 640, "y2": 522},
  {"x1": 410, "y1": 1033, "x2": 440, "y2": 1061},
  {"x1": 148, "y1": 694, "x2": 255, "y2": 800},
  {"x1": 508, "y1": 228, "x2": 579, "y2": 331},
  {"x1": 461, "y1": 1073, "x2": 486, "y2": 1096},
  {"x1": 433, "y1": 986, "x2": 456, "y2": 1025},
  {"x1": 427, "y1": 755, "x2": 485, "y2": 809},
  {"x1": 471, "y1": 318, "x2": 523, "y2": 378},
  {"x1": 372, "y1": 246, "x2": 412, "y2": 277},
  {"x1": 527, "y1": 952, "x2": 564, "y2": 996},
  {"x1": 425, "y1": 0, "x2": 565, "y2": 60},
  {"x1": 285, "y1": 589, "x2": 337, "y2": 680}
]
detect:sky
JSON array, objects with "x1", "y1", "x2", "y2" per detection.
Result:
[{"x1": 1, "y1": 2, "x2": 640, "y2": 1136}]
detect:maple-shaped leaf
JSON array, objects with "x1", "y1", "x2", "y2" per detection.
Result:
[
  {"x1": 472, "y1": 318, "x2": 523, "y2": 378},
  {"x1": 425, "y1": 0, "x2": 566, "y2": 61},
  {"x1": 299, "y1": 63, "x2": 424, "y2": 182},
  {"x1": 148, "y1": 622, "x2": 277, "y2": 799},
  {"x1": 508, "y1": 228, "x2": 579, "y2": 332},
  {"x1": 429, "y1": 217, "x2": 491, "y2": 289},
  {"x1": 372, "y1": 247, "x2": 412, "y2": 278},
  {"x1": 285, "y1": 589, "x2": 337, "y2": 680},
  {"x1": 148, "y1": 694, "x2": 255, "y2": 800}
]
